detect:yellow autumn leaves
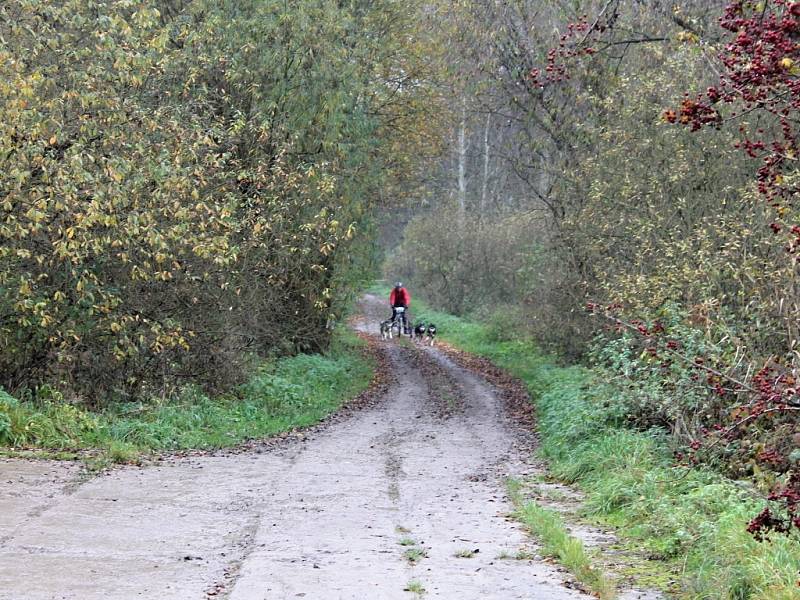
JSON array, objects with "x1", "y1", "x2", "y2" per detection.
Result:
[{"x1": 0, "y1": 0, "x2": 439, "y2": 401}]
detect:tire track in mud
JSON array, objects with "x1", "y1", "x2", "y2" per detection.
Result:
[{"x1": 378, "y1": 341, "x2": 466, "y2": 507}]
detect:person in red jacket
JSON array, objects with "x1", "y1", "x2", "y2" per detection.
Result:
[{"x1": 389, "y1": 282, "x2": 411, "y2": 333}]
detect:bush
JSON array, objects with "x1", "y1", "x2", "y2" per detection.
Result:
[
  {"x1": 482, "y1": 305, "x2": 532, "y2": 343},
  {"x1": 0, "y1": 0, "x2": 435, "y2": 403},
  {"x1": 385, "y1": 204, "x2": 540, "y2": 317}
]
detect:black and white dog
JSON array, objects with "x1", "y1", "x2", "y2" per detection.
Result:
[
  {"x1": 411, "y1": 322, "x2": 436, "y2": 346},
  {"x1": 380, "y1": 319, "x2": 394, "y2": 340},
  {"x1": 425, "y1": 323, "x2": 437, "y2": 346}
]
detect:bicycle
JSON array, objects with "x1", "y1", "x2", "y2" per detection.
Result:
[{"x1": 390, "y1": 306, "x2": 410, "y2": 338}]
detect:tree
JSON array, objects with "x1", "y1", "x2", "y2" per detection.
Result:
[{"x1": 0, "y1": 0, "x2": 446, "y2": 401}]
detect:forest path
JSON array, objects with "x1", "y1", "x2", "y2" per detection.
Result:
[{"x1": 0, "y1": 294, "x2": 590, "y2": 600}]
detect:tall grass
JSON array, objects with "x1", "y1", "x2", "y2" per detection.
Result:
[
  {"x1": 414, "y1": 299, "x2": 800, "y2": 598},
  {"x1": 508, "y1": 478, "x2": 616, "y2": 599},
  {"x1": 0, "y1": 328, "x2": 374, "y2": 462}
]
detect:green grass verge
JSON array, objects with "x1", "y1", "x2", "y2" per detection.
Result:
[
  {"x1": 0, "y1": 328, "x2": 374, "y2": 465},
  {"x1": 412, "y1": 298, "x2": 800, "y2": 599},
  {"x1": 508, "y1": 478, "x2": 616, "y2": 599}
]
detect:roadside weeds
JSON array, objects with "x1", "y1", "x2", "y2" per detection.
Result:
[
  {"x1": 0, "y1": 328, "x2": 386, "y2": 473},
  {"x1": 508, "y1": 477, "x2": 616, "y2": 600}
]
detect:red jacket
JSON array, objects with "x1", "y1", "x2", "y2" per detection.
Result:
[{"x1": 390, "y1": 287, "x2": 410, "y2": 307}]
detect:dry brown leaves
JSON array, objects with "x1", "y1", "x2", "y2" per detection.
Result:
[{"x1": 434, "y1": 341, "x2": 537, "y2": 431}]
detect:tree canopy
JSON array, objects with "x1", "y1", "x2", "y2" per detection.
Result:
[{"x1": 0, "y1": 0, "x2": 447, "y2": 400}]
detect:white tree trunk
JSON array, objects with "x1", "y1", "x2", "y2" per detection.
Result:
[
  {"x1": 457, "y1": 97, "x2": 468, "y2": 215},
  {"x1": 481, "y1": 112, "x2": 490, "y2": 214}
]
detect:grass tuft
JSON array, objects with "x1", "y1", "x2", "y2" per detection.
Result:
[
  {"x1": 404, "y1": 579, "x2": 425, "y2": 595},
  {"x1": 398, "y1": 536, "x2": 417, "y2": 547},
  {"x1": 404, "y1": 547, "x2": 427, "y2": 564}
]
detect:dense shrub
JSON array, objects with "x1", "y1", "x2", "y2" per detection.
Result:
[
  {"x1": 0, "y1": 0, "x2": 438, "y2": 402},
  {"x1": 386, "y1": 204, "x2": 540, "y2": 316}
]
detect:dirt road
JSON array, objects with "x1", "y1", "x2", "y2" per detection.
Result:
[{"x1": 0, "y1": 295, "x2": 591, "y2": 600}]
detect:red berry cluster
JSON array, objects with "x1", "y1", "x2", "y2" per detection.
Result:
[
  {"x1": 528, "y1": 16, "x2": 600, "y2": 88},
  {"x1": 585, "y1": 301, "x2": 622, "y2": 313},
  {"x1": 748, "y1": 366, "x2": 800, "y2": 423},
  {"x1": 664, "y1": 99, "x2": 722, "y2": 131},
  {"x1": 686, "y1": 363, "x2": 800, "y2": 538},
  {"x1": 747, "y1": 472, "x2": 800, "y2": 540},
  {"x1": 757, "y1": 448, "x2": 783, "y2": 465},
  {"x1": 670, "y1": 1, "x2": 800, "y2": 243}
]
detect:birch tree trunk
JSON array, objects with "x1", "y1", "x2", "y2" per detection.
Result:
[
  {"x1": 481, "y1": 112, "x2": 490, "y2": 214},
  {"x1": 457, "y1": 96, "x2": 468, "y2": 215}
]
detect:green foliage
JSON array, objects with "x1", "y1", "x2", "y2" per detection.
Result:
[
  {"x1": 0, "y1": 0, "x2": 441, "y2": 402},
  {"x1": 386, "y1": 205, "x2": 539, "y2": 317},
  {"x1": 587, "y1": 310, "x2": 717, "y2": 433},
  {"x1": 0, "y1": 328, "x2": 372, "y2": 457},
  {"x1": 432, "y1": 307, "x2": 800, "y2": 598}
]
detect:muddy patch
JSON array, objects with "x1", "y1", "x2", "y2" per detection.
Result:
[
  {"x1": 433, "y1": 341, "x2": 537, "y2": 429},
  {"x1": 404, "y1": 343, "x2": 467, "y2": 418}
]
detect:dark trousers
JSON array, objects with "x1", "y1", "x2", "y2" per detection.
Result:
[{"x1": 391, "y1": 306, "x2": 408, "y2": 330}]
